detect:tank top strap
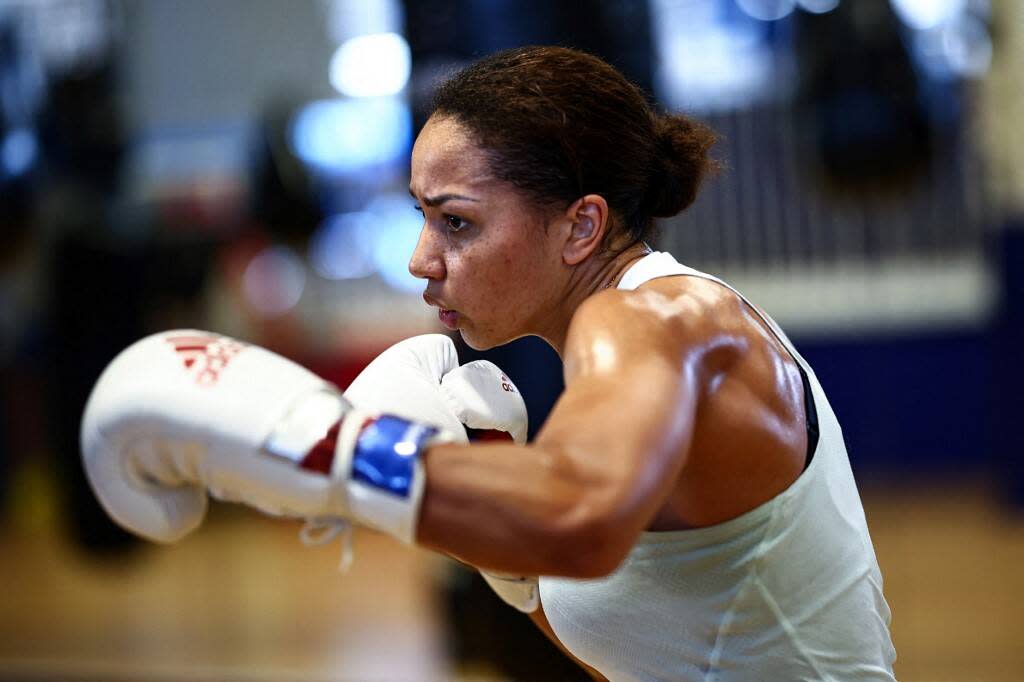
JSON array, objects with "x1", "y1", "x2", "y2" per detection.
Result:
[{"x1": 616, "y1": 251, "x2": 813, "y2": 373}]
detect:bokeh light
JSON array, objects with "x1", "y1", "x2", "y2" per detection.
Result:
[
  {"x1": 797, "y1": 0, "x2": 840, "y2": 14},
  {"x1": 308, "y1": 212, "x2": 378, "y2": 281},
  {"x1": 328, "y1": 32, "x2": 411, "y2": 98},
  {"x1": 366, "y1": 193, "x2": 425, "y2": 294},
  {"x1": 242, "y1": 245, "x2": 307, "y2": 317},
  {"x1": 890, "y1": 0, "x2": 967, "y2": 31},
  {"x1": 735, "y1": 0, "x2": 797, "y2": 22},
  {"x1": 1, "y1": 128, "x2": 37, "y2": 177},
  {"x1": 289, "y1": 97, "x2": 412, "y2": 173}
]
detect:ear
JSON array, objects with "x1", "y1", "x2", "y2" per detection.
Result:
[{"x1": 562, "y1": 194, "x2": 610, "y2": 266}]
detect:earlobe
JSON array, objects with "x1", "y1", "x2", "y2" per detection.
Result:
[{"x1": 563, "y1": 194, "x2": 609, "y2": 266}]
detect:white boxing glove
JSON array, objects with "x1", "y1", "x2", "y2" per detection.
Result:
[
  {"x1": 344, "y1": 334, "x2": 528, "y2": 444},
  {"x1": 344, "y1": 334, "x2": 537, "y2": 612},
  {"x1": 80, "y1": 330, "x2": 456, "y2": 546}
]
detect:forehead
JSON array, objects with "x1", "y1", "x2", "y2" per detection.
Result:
[{"x1": 410, "y1": 116, "x2": 494, "y2": 196}]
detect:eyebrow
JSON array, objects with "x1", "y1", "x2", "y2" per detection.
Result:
[{"x1": 408, "y1": 188, "x2": 480, "y2": 207}]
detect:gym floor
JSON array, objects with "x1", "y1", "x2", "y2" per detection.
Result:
[{"x1": 1, "y1": 476, "x2": 1021, "y2": 681}]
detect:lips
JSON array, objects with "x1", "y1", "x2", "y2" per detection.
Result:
[
  {"x1": 438, "y1": 309, "x2": 459, "y2": 329},
  {"x1": 424, "y1": 292, "x2": 460, "y2": 329}
]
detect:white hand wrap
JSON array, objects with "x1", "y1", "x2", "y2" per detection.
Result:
[{"x1": 480, "y1": 572, "x2": 540, "y2": 613}]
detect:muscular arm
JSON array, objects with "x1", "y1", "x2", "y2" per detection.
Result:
[{"x1": 417, "y1": 290, "x2": 716, "y2": 577}]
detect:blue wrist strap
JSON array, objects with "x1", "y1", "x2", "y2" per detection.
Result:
[{"x1": 351, "y1": 415, "x2": 438, "y2": 498}]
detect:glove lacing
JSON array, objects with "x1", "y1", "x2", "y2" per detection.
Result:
[{"x1": 299, "y1": 517, "x2": 355, "y2": 572}]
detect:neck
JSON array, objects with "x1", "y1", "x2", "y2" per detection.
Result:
[{"x1": 538, "y1": 241, "x2": 653, "y2": 357}]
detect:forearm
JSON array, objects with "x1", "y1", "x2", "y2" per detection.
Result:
[{"x1": 416, "y1": 440, "x2": 603, "y2": 577}]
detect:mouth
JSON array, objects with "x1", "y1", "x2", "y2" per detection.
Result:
[
  {"x1": 424, "y1": 292, "x2": 460, "y2": 330},
  {"x1": 437, "y1": 309, "x2": 459, "y2": 330}
]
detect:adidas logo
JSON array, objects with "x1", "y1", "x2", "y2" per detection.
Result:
[{"x1": 165, "y1": 333, "x2": 246, "y2": 386}]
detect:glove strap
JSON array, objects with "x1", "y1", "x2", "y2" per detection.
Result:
[
  {"x1": 293, "y1": 411, "x2": 443, "y2": 545},
  {"x1": 340, "y1": 414, "x2": 439, "y2": 544},
  {"x1": 300, "y1": 517, "x2": 355, "y2": 572},
  {"x1": 271, "y1": 400, "x2": 445, "y2": 546},
  {"x1": 348, "y1": 416, "x2": 436, "y2": 495}
]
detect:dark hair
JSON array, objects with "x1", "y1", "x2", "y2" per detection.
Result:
[{"x1": 430, "y1": 46, "x2": 718, "y2": 246}]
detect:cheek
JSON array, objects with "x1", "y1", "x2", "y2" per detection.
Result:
[
  {"x1": 489, "y1": 257, "x2": 551, "y2": 333},
  {"x1": 464, "y1": 253, "x2": 519, "y2": 310},
  {"x1": 454, "y1": 245, "x2": 528, "y2": 323},
  {"x1": 449, "y1": 215, "x2": 555, "y2": 329}
]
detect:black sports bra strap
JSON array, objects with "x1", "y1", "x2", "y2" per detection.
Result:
[{"x1": 798, "y1": 364, "x2": 819, "y2": 470}]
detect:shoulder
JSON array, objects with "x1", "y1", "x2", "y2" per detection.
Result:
[{"x1": 564, "y1": 276, "x2": 752, "y2": 382}]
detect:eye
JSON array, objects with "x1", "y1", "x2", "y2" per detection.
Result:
[
  {"x1": 412, "y1": 203, "x2": 423, "y2": 214},
  {"x1": 445, "y1": 214, "x2": 467, "y2": 232}
]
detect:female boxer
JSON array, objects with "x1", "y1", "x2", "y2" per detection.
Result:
[
  {"x1": 406, "y1": 47, "x2": 896, "y2": 680},
  {"x1": 82, "y1": 46, "x2": 895, "y2": 680}
]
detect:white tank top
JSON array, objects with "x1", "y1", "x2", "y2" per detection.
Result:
[{"x1": 539, "y1": 251, "x2": 896, "y2": 681}]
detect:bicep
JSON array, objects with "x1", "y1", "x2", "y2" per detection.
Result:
[
  {"x1": 417, "y1": 352, "x2": 699, "y2": 578},
  {"x1": 534, "y1": 351, "x2": 699, "y2": 542}
]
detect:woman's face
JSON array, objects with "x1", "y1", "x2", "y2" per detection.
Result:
[{"x1": 408, "y1": 115, "x2": 568, "y2": 350}]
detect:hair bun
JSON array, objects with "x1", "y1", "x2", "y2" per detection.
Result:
[{"x1": 644, "y1": 114, "x2": 718, "y2": 218}]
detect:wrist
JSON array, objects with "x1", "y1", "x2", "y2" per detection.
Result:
[
  {"x1": 340, "y1": 414, "x2": 436, "y2": 543},
  {"x1": 326, "y1": 411, "x2": 455, "y2": 544}
]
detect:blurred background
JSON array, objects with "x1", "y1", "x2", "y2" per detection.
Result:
[{"x1": 0, "y1": 0, "x2": 1021, "y2": 679}]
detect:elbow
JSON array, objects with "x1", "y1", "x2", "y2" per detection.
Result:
[{"x1": 545, "y1": 503, "x2": 637, "y2": 579}]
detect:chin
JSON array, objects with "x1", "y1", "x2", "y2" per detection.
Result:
[
  {"x1": 459, "y1": 327, "x2": 515, "y2": 352},
  {"x1": 458, "y1": 330, "x2": 496, "y2": 352}
]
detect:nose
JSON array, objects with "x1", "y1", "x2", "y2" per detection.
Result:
[{"x1": 408, "y1": 223, "x2": 446, "y2": 281}]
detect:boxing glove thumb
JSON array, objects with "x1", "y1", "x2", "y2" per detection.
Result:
[{"x1": 440, "y1": 360, "x2": 528, "y2": 444}]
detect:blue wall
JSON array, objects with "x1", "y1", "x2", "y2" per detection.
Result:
[{"x1": 797, "y1": 331, "x2": 996, "y2": 476}]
